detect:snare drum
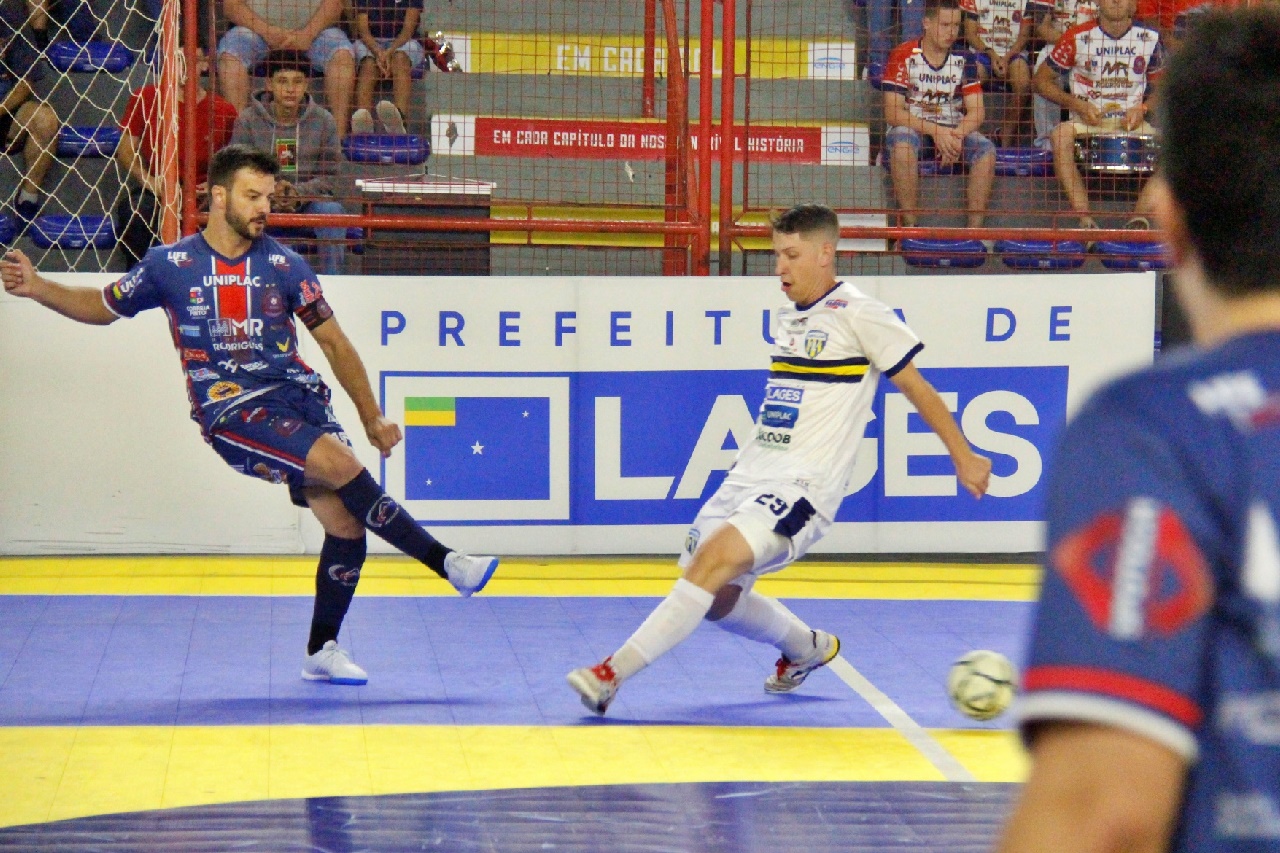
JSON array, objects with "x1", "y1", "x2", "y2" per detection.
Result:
[{"x1": 1073, "y1": 133, "x2": 1160, "y2": 174}]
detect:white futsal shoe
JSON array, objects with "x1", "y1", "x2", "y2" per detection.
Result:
[
  {"x1": 376, "y1": 99, "x2": 407, "y2": 135},
  {"x1": 764, "y1": 630, "x2": 841, "y2": 693},
  {"x1": 566, "y1": 658, "x2": 619, "y2": 715},
  {"x1": 444, "y1": 552, "x2": 499, "y2": 597},
  {"x1": 302, "y1": 640, "x2": 369, "y2": 685},
  {"x1": 351, "y1": 108, "x2": 375, "y2": 135}
]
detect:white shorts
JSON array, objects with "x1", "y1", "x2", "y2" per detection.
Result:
[{"x1": 678, "y1": 479, "x2": 831, "y2": 591}]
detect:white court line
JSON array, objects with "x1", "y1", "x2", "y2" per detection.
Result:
[{"x1": 777, "y1": 604, "x2": 976, "y2": 783}]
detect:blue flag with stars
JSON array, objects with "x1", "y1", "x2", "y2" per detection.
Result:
[{"x1": 404, "y1": 396, "x2": 551, "y2": 501}]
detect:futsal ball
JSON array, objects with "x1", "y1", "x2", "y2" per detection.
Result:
[{"x1": 947, "y1": 650, "x2": 1018, "y2": 721}]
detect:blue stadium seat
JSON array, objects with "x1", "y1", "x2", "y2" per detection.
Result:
[
  {"x1": 30, "y1": 214, "x2": 115, "y2": 250},
  {"x1": 47, "y1": 41, "x2": 136, "y2": 73},
  {"x1": 1093, "y1": 239, "x2": 1168, "y2": 270},
  {"x1": 57, "y1": 126, "x2": 122, "y2": 158},
  {"x1": 900, "y1": 238, "x2": 987, "y2": 268},
  {"x1": 996, "y1": 239, "x2": 1086, "y2": 269},
  {"x1": 342, "y1": 134, "x2": 430, "y2": 164},
  {"x1": 995, "y1": 147, "x2": 1052, "y2": 177}
]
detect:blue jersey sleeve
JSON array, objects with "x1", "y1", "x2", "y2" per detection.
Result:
[
  {"x1": 277, "y1": 248, "x2": 333, "y2": 330},
  {"x1": 102, "y1": 253, "x2": 164, "y2": 318},
  {"x1": 1020, "y1": 381, "x2": 1217, "y2": 761}
]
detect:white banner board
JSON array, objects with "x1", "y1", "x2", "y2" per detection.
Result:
[{"x1": 0, "y1": 273, "x2": 1157, "y2": 555}]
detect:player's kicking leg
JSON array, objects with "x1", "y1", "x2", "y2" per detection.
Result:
[{"x1": 566, "y1": 485, "x2": 839, "y2": 714}]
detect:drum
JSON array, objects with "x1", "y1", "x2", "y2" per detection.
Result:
[{"x1": 1074, "y1": 133, "x2": 1160, "y2": 174}]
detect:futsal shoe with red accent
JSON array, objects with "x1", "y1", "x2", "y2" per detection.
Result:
[
  {"x1": 764, "y1": 630, "x2": 840, "y2": 693},
  {"x1": 444, "y1": 552, "x2": 499, "y2": 597},
  {"x1": 566, "y1": 658, "x2": 619, "y2": 714}
]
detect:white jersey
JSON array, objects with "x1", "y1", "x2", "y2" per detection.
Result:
[{"x1": 728, "y1": 281, "x2": 923, "y2": 518}]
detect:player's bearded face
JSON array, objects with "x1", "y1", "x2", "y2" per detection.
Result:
[{"x1": 224, "y1": 170, "x2": 273, "y2": 240}]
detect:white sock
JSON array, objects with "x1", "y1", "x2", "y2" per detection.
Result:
[
  {"x1": 19, "y1": 189, "x2": 37, "y2": 204},
  {"x1": 716, "y1": 591, "x2": 815, "y2": 660},
  {"x1": 609, "y1": 578, "x2": 714, "y2": 682}
]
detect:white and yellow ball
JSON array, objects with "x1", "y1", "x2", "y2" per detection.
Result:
[{"x1": 947, "y1": 650, "x2": 1018, "y2": 721}]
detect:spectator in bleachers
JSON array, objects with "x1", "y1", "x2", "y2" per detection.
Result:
[
  {"x1": 217, "y1": 0, "x2": 356, "y2": 138},
  {"x1": 883, "y1": 0, "x2": 997, "y2": 231},
  {"x1": 0, "y1": 0, "x2": 58, "y2": 227},
  {"x1": 348, "y1": 0, "x2": 421, "y2": 135},
  {"x1": 114, "y1": 50, "x2": 238, "y2": 267},
  {"x1": 1029, "y1": 0, "x2": 1097, "y2": 149},
  {"x1": 1035, "y1": 0, "x2": 1163, "y2": 228},
  {"x1": 961, "y1": 0, "x2": 1034, "y2": 145},
  {"x1": 230, "y1": 49, "x2": 346, "y2": 274}
]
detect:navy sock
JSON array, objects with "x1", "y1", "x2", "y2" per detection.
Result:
[
  {"x1": 308, "y1": 533, "x2": 367, "y2": 655},
  {"x1": 335, "y1": 470, "x2": 450, "y2": 577}
]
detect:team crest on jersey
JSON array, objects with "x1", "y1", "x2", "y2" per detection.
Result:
[
  {"x1": 262, "y1": 288, "x2": 285, "y2": 318},
  {"x1": 167, "y1": 250, "x2": 193, "y2": 267},
  {"x1": 685, "y1": 527, "x2": 701, "y2": 556},
  {"x1": 804, "y1": 330, "x2": 829, "y2": 358},
  {"x1": 268, "y1": 253, "x2": 290, "y2": 271},
  {"x1": 206, "y1": 381, "x2": 243, "y2": 402}
]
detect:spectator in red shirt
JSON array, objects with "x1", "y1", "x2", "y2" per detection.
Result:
[{"x1": 114, "y1": 50, "x2": 238, "y2": 266}]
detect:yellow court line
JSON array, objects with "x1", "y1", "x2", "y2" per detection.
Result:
[
  {"x1": 0, "y1": 724, "x2": 1025, "y2": 829},
  {"x1": 0, "y1": 557, "x2": 1041, "y2": 600}
]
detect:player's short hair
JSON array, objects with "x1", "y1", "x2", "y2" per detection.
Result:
[
  {"x1": 924, "y1": 0, "x2": 961, "y2": 19},
  {"x1": 264, "y1": 50, "x2": 310, "y2": 79},
  {"x1": 1161, "y1": 7, "x2": 1280, "y2": 297},
  {"x1": 207, "y1": 144, "x2": 280, "y2": 190},
  {"x1": 771, "y1": 204, "x2": 840, "y2": 244}
]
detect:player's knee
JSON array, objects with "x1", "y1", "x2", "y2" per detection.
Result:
[
  {"x1": 705, "y1": 585, "x2": 743, "y2": 621},
  {"x1": 305, "y1": 435, "x2": 363, "y2": 489}
]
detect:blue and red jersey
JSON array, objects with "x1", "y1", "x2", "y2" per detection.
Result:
[
  {"x1": 1022, "y1": 330, "x2": 1280, "y2": 851},
  {"x1": 102, "y1": 232, "x2": 334, "y2": 435}
]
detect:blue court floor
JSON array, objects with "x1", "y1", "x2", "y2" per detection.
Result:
[{"x1": 0, "y1": 557, "x2": 1035, "y2": 851}]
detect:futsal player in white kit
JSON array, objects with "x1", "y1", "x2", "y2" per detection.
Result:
[{"x1": 567, "y1": 204, "x2": 993, "y2": 714}]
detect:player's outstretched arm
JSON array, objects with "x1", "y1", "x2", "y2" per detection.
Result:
[
  {"x1": 888, "y1": 362, "x2": 991, "y2": 498},
  {"x1": 995, "y1": 721, "x2": 1186, "y2": 853},
  {"x1": 309, "y1": 314, "x2": 403, "y2": 458},
  {"x1": 0, "y1": 249, "x2": 117, "y2": 325}
]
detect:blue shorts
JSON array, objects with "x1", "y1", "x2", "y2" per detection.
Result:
[
  {"x1": 207, "y1": 384, "x2": 352, "y2": 507},
  {"x1": 972, "y1": 49, "x2": 1030, "y2": 76},
  {"x1": 886, "y1": 125, "x2": 996, "y2": 165},
  {"x1": 217, "y1": 26, "x2": 354, "y2": 73},
  {"x1": 354, "y1": 36, "x2": 425, "y2": 69}
]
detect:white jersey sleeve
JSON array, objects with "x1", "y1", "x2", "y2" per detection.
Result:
[{"x1": 848, "y1": 299, "x2": 925, "y2": 377}]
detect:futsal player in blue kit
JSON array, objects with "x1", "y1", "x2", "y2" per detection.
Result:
[
  {"x1": 996, "y1": 9, "x2": 1280, "y2": 852},
  {"x1": 0, "y1": 144, "x2": 499, "y2": 686}
]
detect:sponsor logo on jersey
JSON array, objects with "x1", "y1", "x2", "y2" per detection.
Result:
[
  {"x1": 213, "y1": 339, "x2": 264, "y2": 353},
  {"x1": 684, "y1": 527, "x2": 701, "y2": 556},
  {"x1": 277, "y1": 340, "x2": 292, "y2": 353},
  {"x1": 300, "y1": 279, "x2": 324, "y2": 303},
  {"x1": 112, "y1": 269, "x2": 143, "y2": 301},
  {"x1": 209, "y1": 318, "x2": 264, "y2": 338},
  {"x1": 765, "y1": 384, "x2": 804, "y2": 404},
  {"x1": 251, "y1": 462, "x2": 286, "y2": 484},
  {"x1": 189, "y1": 287, "x2": 204, "y2": 303},
  {"x1": 188, "y1": 305, "x2": 210, "y2": 318},
  {"x1": 206, "y1": 381, "x2": 244, "y2": 402},
  {"x1": 824, "y1": 298, "x2": 848, "y2": 309},
  {"x1": 167, "y1": 250, "x2": 193, "y2": 267},
  {"x1": 760, "y1": 403, "x2": 800, "y2": 429},
  {"x1": 1051, "y1": 497, "x2": 1213, "y2": 640},
  {"x1": 188, "y1": 367, "x2": 218, "y2": 381},
  {"x1": 328, "y1": 564, "x2": 362, "y2": 586},
  {"x1": 178, "y1": 324, "x2": 201, "y2": 337},
  {"x1": 240, "y1": 407, "x2": 268, "y2": 423},
  {"x1": 268, "y1": 253, "x2": 291, "y2": 271},
  {"x1": 203, "y1": 273, "x2": 263, "y2": 287},
  {"x1": 182, "y1": 348, "x2": 210, "y2": 362},
  {"x1": 755, "y1": 428, "x2": 793, "y2": 447},
  {"x1": 366, "y1": 495, "x2": 400, "y2": 528},
  {"x1": 1133, "y1": 55, "x2": 1146, "y2": 74},
  {"x1": 804, "y1": 330, "x2": 829, "y2": 358}
]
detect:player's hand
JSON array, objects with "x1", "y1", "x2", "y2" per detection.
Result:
[
  {"x1": 0, "y1": 248, "x2": 39, "y2": 299},
  {"x1": 364, "y1": 415, "x2": 403, "y2": 458},
  {"x1": 1077, "y1": 99, "x2": 1103, "y2": 127},
  {"x1": 956, "y1": 451, "x2": 993, "y2": 499},
  {"x1": 1124, "y1": 104, "x2": 1146, "y2": 132},
  {"x1": 375, "y1": 50, "x2": 391, "y2": 76}
]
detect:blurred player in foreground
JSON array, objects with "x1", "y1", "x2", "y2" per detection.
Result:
[
  {"x1": 997, "y1": 9, "x2": 1280, "y2": 852},
  {"x1": 1, "y1": 144, "x2": 499, "y2": 687},
  {"x1": 567, "y1": 203, "x2": 992, "y2": 714}
]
